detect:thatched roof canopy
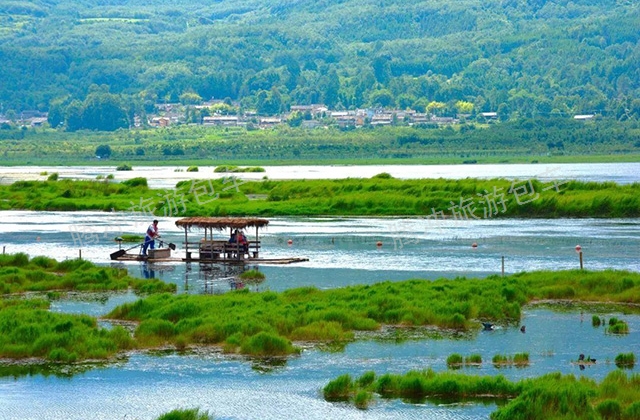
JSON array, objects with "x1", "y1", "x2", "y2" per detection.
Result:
[{"x1": 175, "y1": 217, "x2": 269, "y2": 231}]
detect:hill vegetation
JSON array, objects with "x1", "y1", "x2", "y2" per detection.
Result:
[{"x1": 0, "y1": 0, "x2": 638, "y2": 129}]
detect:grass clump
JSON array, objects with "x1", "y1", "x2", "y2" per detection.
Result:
[
  {"x1": 614, "y1": 353, "x2": 635, "y2": 369},
  {"x1": 608, "y1": 318, "x2": 629, "y2": 334},
  {"x1": 116, "y1": 164, "x2": 132, "y2": 171},
  {"x1": 119, "y1": 234, "x2": 144, "y2": 243},
  {"x1": 492, "y1": 353, "x2": 529, "y2": 368},
  {"x1": 155, "y1": 408, "x2": 212, "y2": 420},
  {"x1": 446, "y1": 353, "x2": 464, "y2": 369},
  {"x1": 465, "y1": 354, "x2": 482, "y2": 366},
  {"x1": 323, "y1": 373, "x2": 354, "y2": 400},
  {"x1": 592, "y1": 315, "x2": 602, "y2": 327},
  {"x1": 238, "y1": 269, "x2": 265, "y2": 281},
  {"x1": 186, "y1": 166, "x2": 198, "y2": 172}
]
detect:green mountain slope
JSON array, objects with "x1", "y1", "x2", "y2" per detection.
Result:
[{"x1": 0, "y1": 0, "x2": 638, "y2": 120}]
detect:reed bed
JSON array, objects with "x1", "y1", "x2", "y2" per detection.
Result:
[{"x1": 324, "y1": 369, "x2": 640, "y2": 418}]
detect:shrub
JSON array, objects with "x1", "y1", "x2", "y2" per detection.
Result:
[
  {"x1": 186, "y1": 166, "x2": 199, "y2": 172},
  {"x1": 116, "y1": 164, "x2": 132, "y2": 171},
  {"x1": 47, "y1": 173, "x2": 59, "y2": 181}
]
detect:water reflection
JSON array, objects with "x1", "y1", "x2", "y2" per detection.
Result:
[{"x1": 182, "y1": 263, "x2": 265, "y2": 294}]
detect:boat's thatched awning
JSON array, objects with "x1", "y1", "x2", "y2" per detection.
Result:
[{"x1": 175, "y1": 217, "x2": 269, "y2": 231}]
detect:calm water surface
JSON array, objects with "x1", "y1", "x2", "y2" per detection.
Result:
[{"x1": 0, "y1": 210, "x2": 639, "y2": 419}]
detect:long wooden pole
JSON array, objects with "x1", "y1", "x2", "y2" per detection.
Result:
[{"x1": 184, "y1": 227, "x2": 189, "y2": 260}]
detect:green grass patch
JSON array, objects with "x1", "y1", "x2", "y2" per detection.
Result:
[
  {"x1": 155, "y1": 408, "x2": 212, "y2": 420},
  {"x1": 102, "y1": 269, "x2": 640, "y2": 356},
  {"x1": 2, "y1": 176, "x2": 639, "y2": 218},
  {"x1": 0, "y1": 299, "x2": 135, "y2": 361},
  {"x1": 614, "y1": 353, "x2": 635, "y2": 369},
  {"x1": 0, "y1": 253, "x2": 175, "y2": 294},
  {"x1": 325, "y1": 369, "x2": 640, "y2": 418}
]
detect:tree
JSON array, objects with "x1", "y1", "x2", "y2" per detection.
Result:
[
  {"x1": 64, "y1": 100, "x2": 84, "y2": 132},
  {"x1": 179, "y1": 91, "x2": 202, "y2": 105},
  {"x1": 82, "y1": 93, "x2": 128, "y2": 131},
  {"x1": 95, "y1": 144, "x2": 112, "y2": 159},
  {"x1": 47, "y1": 103, "x2": 64, "y2": 128},
  {"x1": 455, "y1": 100, "x2": 474, "y2": 114},
  {"x1": 369, "y1": 89, "x2": 395, "y2": 108}
]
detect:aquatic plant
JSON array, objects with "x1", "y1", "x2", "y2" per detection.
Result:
[
  {"x1": 155, "y1": 408, "x2": 212, "y2": 420},
  {"x1": 592, "y1": 315, "x2": 602, "y2": 327},
  {"x1": 0, "y1": 253, "x2": 175, "y2": 294},
  {"x1": 116, "y1": 164, "x2": 132, "y2": 171},
  {"x1": 0, "y1": 299, "x2": 135, "y2": 361},
  {"x1": 101, "y1": 269, "x2": 640, "y2": 356},
  {"x1": 446, "y1": 353, "x2": 464, "y2": 369},
  {"x1": 118, "y1": 234, "x2": 144, "y2": 243},
  {"x1": 465, "y1": 354, "x2": 482, "y2": 365},
  {"x1": 608, "y1": 318, "x2": 629, "y2": 334},
  {"x1": 238, "y1": 269, "x2": 265, "y2": 281},
  {"x1": 186, "y1": 166, "x2": 198, "y2": 172},
  {"x1": 325, "y1": 369, "x2": 640, "y2": 418},
  {"x1": 323, "y1": 373, "x2": 354, "y2": 400},
  {"x1": 614, "y1": 353, "x2": 635, "y2": 369},
  {"x1": 491, "y1": 353, "x2": 529, "y2": 368}
]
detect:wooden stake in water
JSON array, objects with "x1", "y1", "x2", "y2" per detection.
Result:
[
  {"x1": 501, "y1": 256, "x2": 505, "y2": 277},
  {"x1": 79, "y1": 249, "x2": 82, "y2": 260},
  {"x1": 576, "y1": 245, "x2": 583, "y2": 270}
]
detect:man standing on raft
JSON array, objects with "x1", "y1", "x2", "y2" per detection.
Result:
[{"x1": 142, "y1": 219, "x2": 159, "y2": 256}]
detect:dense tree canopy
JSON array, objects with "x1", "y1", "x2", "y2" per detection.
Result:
[{"x1": 0, "y1": 0, "x2": 638, "y2": 120}]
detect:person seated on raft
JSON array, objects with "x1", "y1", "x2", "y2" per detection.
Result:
[{"x1": 237, "y1": 230, "x2": 248, "y2": 253}]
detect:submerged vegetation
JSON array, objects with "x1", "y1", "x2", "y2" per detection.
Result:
[
  {"x1": 1, "y1": 176, "x2": 639, "y2": 218},
  {"x1": 324, "y1": 369, "x2": 640, "y2": 418}
]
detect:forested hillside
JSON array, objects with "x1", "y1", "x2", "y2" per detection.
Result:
[{"x1": 1, "y1": 0, "x2": 639, "y2": 122}]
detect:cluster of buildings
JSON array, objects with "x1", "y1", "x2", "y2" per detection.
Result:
[{"x1": 147, "y1": 103, "x2": 489, "y2": 129}]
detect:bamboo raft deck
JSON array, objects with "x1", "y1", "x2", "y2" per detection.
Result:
[
  {"x1": 113, "y1": 253, "x2": 308, "y2": 265},
  {"x1": 111, "y1": 217, "x2": 308, "y2": 265}
]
